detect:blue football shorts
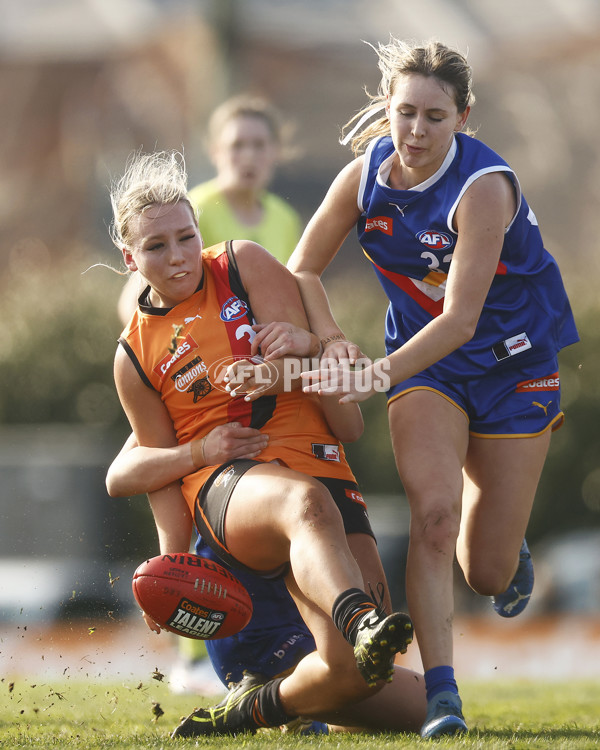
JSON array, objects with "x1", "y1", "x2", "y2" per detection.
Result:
[{"x1": 387, "y1": 355, "x2": 564, "y2": 437}]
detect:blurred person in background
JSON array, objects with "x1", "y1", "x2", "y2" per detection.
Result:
[
  {"x1": 264, "y1": 37, "x2": 579, "y2": 738},
  {"x1": 107, "y1": 149, "x2": 425, "y2": 737},
  {"x1": 188, "y1": 94, "x2": 301, "y2": 261},
  {"x1": 116, "y1": 94, "x2": 304, "y2": 696},
  {"x1": 118, "y1": 94, "x2": 300, "y2": 323}
]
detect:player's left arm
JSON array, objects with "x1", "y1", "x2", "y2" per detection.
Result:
[{"x1": 106, "y1": 433, "x2": 196, "y2": 497}]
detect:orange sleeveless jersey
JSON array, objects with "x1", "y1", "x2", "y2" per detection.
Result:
[{"x1": 119, "y1": 242, "x2": 356, "y2": 515}]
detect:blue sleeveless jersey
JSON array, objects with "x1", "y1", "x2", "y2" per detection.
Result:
[{"x1": 357, "y1": 133, "x2": 578, "y2": 381}]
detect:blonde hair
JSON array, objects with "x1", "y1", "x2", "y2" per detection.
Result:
[
  {"x1": 110, "y1": 150, "x2": 194, "y2": 248},
  {"x1": 342, "y1": 38, "x2": 475, "y2": 155}
]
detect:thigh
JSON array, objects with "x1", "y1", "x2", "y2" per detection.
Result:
[
  {"x1": 224, "y1": 461, "x2": 343, "y2": 572},
  {"x1": 388, "y1": 389, "x2": 470, "y2": 513},
  {"x1": 458, "y1": 429, "x2": 551, "y2": 571}
]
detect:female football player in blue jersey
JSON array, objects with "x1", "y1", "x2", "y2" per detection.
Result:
[{"x1": 262, "y1": 37, "x2": 579, "y2": 739}]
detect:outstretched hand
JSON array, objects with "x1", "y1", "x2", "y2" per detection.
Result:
[{"x1": 301, "y1": 358, "x2": 389, "y2": 404}]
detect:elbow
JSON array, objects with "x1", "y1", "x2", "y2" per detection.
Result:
[
  {"x1": 339, "y1": 426, "x2": 364, "y2": 444},
  {"x1": 336, "y1": 417, "x2": 365, "y2": 444},
  {"x1": 453, "y1": 316, "x2": 478, "y2": 348}
]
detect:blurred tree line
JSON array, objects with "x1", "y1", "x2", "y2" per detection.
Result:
[{"x1": 0, "y1": 246, "x2": 596, "y2": 546}]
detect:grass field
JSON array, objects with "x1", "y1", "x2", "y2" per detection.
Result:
[{"x1": 2, "y1": 677, "x2": 599, "y2": 749}]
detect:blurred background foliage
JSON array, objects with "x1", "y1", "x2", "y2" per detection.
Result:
[{"x1": 1, "y1": 0, "x2": 599, "y2": 578}]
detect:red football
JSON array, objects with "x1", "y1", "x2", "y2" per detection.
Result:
[{"x1": 132, "y1": 553, "x2": 252, "y2": 640}]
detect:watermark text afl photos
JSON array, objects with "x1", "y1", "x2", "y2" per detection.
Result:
[{"x1": 208, "y1": 355, "x2": 392, "y2": 396}]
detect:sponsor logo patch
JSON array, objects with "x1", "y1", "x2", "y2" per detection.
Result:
[
  {"x1": 167, "y1": 597, "x2": 226, "y2": 638},
  {"x1": 345, "y1": 488, "x2": 367, "y2": 508},
  {"x1": 416, "y1": 229, "x2": 453, "y2": 250},
  {"x1": 311, "y1": 443, "x2": 340, "y2": 461},
  {"x1": 214, "y1": 464, "x2": 236, "y2": 488},
  {"x1": 365, "y1": 216, "x2": 393, "y2": 236},
  {"x1": 516, "y1": 372, "x2": 560, "y2": 392},
  {"x1": 154, "y1": 333, "x2": 199, "y2": 379},
  {"x1": 172, "y1": 356, "x2": 209, "y2": 391},
  {"x1": 220, "y1": 296, "x2": 249, "y2": 322},
  {"x1": 492, "y1": 332, "x2": 532, "y2": 362}
]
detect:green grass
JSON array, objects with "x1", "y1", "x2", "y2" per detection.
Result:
[{"x1": 1, "y1": 677, "x2": 599, "y2": 749}]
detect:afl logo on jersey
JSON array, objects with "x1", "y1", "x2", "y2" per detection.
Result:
[
  {"x1": 417, "y1": 230, "x2": 454, "y2": 250},
  {"x1": 220, "y1": 296, "x2": 249, "y2": 322}
]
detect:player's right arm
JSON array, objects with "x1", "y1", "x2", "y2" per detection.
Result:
[
  {"x1": 106, "y1": 422, "x2": 269, "y2": 498},
  {"x1": 113, "y1": 345, "x2": 194, "y2": 555}
]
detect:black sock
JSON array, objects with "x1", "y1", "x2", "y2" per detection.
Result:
[
  {"x1": 331, "y1": 587, "x2": 377, "y2": 646},
  {"x1": 251, "y1": 677, "x2": 295, "y2": 728}
]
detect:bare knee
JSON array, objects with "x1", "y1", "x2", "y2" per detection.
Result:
[
  {"x1": 462, "y1": 555, "x2": 515, "y2": 596},
  {"x1": 284, "y1": 481, "x2": 342, "y2": 531},
  {"x1": 282, "y1": 647, "x2": 381, "y2": 717},
  {"x1": 410, "y1": 503, "x2": 461, "y2": 557},
  {"x1": 324, "y1": 656, "x2": 383, "y2": 704}
]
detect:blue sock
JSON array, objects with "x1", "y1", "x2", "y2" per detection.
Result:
[{"x1": 424, "y1": 665, "x2": 458, "y2": 702}]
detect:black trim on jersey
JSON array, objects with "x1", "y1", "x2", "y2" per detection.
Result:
[
  {"x1": 118, "y1": 336, "x2": 156, "y2": 390},
  {"x1": 225, "y1": 241, "x2": 252, "y2": 310},
  {"x1": 137, "y1": 276, "x2": 205, "y2": 316}
]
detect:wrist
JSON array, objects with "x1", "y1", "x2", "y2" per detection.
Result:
[
  {"x1": 190, "y1": 435, "x2": 208, "y2": 468},
  {"x1": 309, "y1": 333, "x2": 323, "y2": 359},
  {"x1": 319, "y1": 332, "x2": 347, "y2": 348}
]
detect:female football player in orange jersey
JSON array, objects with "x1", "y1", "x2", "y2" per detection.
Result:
[{"x1": 108, "y1": 149, "x2": 425, "y2": 737}]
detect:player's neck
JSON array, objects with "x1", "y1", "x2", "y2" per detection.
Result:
[{"x1": 222, "y1": 185, "x2": 264, "y2": 227}]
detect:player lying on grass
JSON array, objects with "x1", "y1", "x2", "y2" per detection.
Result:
[{"x1": 106, "y1": 149, "x2": 426, "y2": 736}]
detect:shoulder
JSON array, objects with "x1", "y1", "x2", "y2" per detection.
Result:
[
  {"x1": 202, "y1": 240, "x2": 229, "y2": 261},
  {"x1": 367, "y1": 135, "x2": 395, "y2": 159},
  {"x1": 232, "y1": 239, "x2": 291, "y2": 287},
  {"x1": 330, "y1": 155, "x2": 365, "y2": 198},
  {"x1": 114, "y1": 340, "x2": 140, "y2": 387},
  {"x1": 455, "y1": 132, "x2": 510, "y2": 169},
  {"x1": 230, "y1": 239, "x2": 277, "y2": 266}
]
